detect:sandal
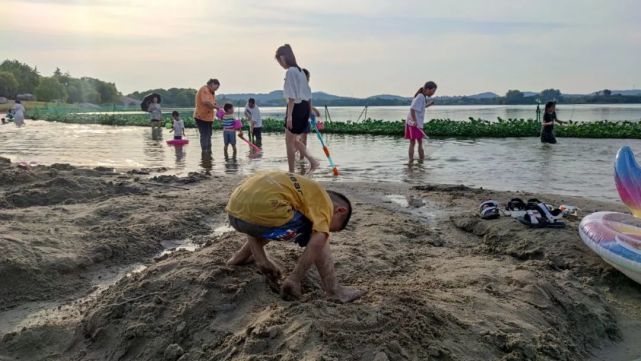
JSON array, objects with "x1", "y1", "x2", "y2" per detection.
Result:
[
  {"x1": 480, "y1": 200, "x2": 500, "y2": 220},
  {"x1": 518, "y1": 203, "x2": 565, "y2": 228}
]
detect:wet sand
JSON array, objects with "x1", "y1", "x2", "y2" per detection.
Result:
[{"x1": 0, "y1": 158, "x2": 640, "y2": 360}]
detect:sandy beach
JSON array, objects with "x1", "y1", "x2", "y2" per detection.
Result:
[{"x1": 1, "y1": 158, "x2": 640, "y2": 361}]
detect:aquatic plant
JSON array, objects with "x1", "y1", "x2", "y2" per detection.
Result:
[{"x1": 27, "y1": 108, "x2": 641, "y2": 139}]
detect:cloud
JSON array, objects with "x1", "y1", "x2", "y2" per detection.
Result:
[{"x1": 0, "y1": 0, "x2": 639, "y2": 96}]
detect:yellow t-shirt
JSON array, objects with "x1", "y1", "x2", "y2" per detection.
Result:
[
  {"x1": 226, "y1": 171, "x2": 333, "y2": 234},
  {"x1": 193, "y1": 85, "x2": 215, "y2": 122}
]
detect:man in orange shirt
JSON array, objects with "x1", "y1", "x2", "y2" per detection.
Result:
[{"x1": 194, "y1": 78, "x2": 220, "y2": 153}]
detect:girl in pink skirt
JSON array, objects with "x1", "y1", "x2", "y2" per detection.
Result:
[{"x1": 406, "y1": 81, "x2": 437, "y2": 161}]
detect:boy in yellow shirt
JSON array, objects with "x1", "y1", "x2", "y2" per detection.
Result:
[{"x1": 226, "y1": 171, "x2": 364, "y2": 303}]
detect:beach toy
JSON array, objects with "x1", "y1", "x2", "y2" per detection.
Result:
[
  {"x1": 579, "y1": 212, "x2": 641, "y2": 283},
  {"x1": 615, "y1": 146, "x2": 641, "y2": 218},
  {"x1": 232, "y1": 119, "x2": 243, "y2": 130},
  {"x1": 311, "y1": 118, "x2": 339, "y2": 176},
  {"x1": 166, "y1": 139, "x2": 189, "y2": 146},
  {"x1": 579, "y1": 146, "x2": 641, "y2": 284},
  {"x1": 216, "y1": 109, "x2": 225, "y2": 120},
  {"x1": 238, "y1": 133, "x2": 262, "y2": 153}
]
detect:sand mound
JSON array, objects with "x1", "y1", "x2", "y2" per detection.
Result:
[{"x1": 0, "y1": 162, "x2": 229, "y2": 310}]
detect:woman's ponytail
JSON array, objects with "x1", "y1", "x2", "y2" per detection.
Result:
[{"x1": 414, "y1": 87, "x2": 424, "y2": 97}]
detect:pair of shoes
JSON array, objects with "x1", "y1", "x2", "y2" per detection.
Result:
[{"x1": 516, "y1": 201, "x2": 566, "y2": 228}]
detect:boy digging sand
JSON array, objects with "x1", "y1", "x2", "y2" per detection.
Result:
[{"x1": 226, "y1": 171, "x2": 364, "y2": 303}]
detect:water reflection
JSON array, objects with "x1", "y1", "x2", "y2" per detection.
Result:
[
  {"x1": 200, "y1": 152, "x2": 213, "y2": 174},
  {"x1": 174, "y1": 146, "x2": 186, "y2": 169},
  {"x1": 224, "y1": 155, "x2": 239, "y2": 174}
]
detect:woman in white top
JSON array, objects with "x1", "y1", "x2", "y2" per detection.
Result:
[
  {"x1": 406, "y1": 81, "x2": 437, "y2": 161},
  {"x1": 12, "y1": 100, "x2": 26, "y2": 127},
  {"x1": 275, "y1": 44, "x2": 319, "y2": 174}
]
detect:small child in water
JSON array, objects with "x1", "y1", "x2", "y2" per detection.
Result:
[
  {"x1": 170, "y1": 111, "x2": 185, "y2": 140},
  {"x1": 221, "y1": 103, "x2": 243, "y2": 157}
]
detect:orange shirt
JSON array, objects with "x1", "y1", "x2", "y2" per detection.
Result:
[{"x1": 193, "y1": 85, "x2": 215, "y2": 122}]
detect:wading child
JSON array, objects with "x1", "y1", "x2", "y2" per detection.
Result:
[
  {"x1": 406, "y1": 81, "x2": 437, "y2": 161},
  {"x1": 541, "y1": 101, "x2": 565, "y2": 144},
  {"x1": 170, "y1": 111, "x2": 185, "y2": 139},
  {"x1": 222, "y1": 103, "x2": 242, "y2": 157},
  {"x1": 275, "y1": 44, "x2": 319, "y2": 174}
]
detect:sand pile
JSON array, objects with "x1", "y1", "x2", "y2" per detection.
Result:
[{"x1": 1, "y1": 164, "x2": 640, "y2": 360}]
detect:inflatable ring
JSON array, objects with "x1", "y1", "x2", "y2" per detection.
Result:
[
  {"x1": 579, "y1": 212, "x2": 641, "y2": 283},
  {"x1": 166, "y1": 139, "x2": 189, "y2": 146},
  {"x1": 579, "y1": 146, "x2": 641, "y2": 284}
]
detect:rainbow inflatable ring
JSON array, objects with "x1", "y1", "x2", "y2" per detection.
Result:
[{"x1": 579, "y1": 146, "x2": 641, "y2": 283}]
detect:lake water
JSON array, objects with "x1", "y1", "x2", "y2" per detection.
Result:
[
  {"x1": 1, "y1": 120, "x2": 639, "y2": 202},
  {"x1": 77, "y1": 104, "x2": 641, "y2": 123}
]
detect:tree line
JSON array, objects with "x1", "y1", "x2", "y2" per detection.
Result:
[
  {"x1": 1, "y1": 59, "x2": 639, "y2": 106},
  {"x1": 0, "y1": 60, "x2": 120, "y2": 104}
]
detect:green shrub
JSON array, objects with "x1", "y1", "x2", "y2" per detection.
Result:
[{"x1": 27, "y1": 107, "x2": 641, "y2": 139}]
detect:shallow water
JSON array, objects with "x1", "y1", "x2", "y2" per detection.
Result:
[{"x1": 1, "y1": 120, "x2": 639, "y2": 202}]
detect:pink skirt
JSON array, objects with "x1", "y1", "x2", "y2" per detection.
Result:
[{"x1": 405, "y1": 125, "x2": 425, "y2": 140}]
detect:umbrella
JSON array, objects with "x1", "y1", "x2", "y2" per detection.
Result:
[{"x1": 140, "y1": 93, "x2": 162, "y2": 111}]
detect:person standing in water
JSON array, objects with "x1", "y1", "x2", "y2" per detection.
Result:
[
  {"x1": 194, "y1": 79, "x2": 220, "y2": 154},
  {"x1": 406, "y1": 81, "x2": 437, "y2": 161},
  {"x1": 244, "y1": 98, "x2": 262, "y2": 148},
  {"x1": 541, "y1": 101, "x2": 566, "y2": 144},
  {"x1": 147, "y1": 96, "x2": 162, "y2": 129},
  {"x1": 12, "y1": 100, "x2": 26, "y2": 127},
  {"x1": 275, "y1": 44, "x2": 319, "y2": 174}
]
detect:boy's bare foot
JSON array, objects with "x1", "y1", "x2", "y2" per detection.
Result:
[
  {"x1": 226, "y1": 252, "x2": 254, "y2": 266},
  {"x1": 226, "y1": 242, "x2": 254, "y2": 266},
  {"x1": 307, "y1": 160, "x2": 320, "y2": 175},
  {"x1": 328, "y1": 285, "x2": 366, "y2": 303},
  {"x1": 280, "y1": 277, "x2": 302, "y2": 300}
]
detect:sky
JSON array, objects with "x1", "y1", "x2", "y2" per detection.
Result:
[{"x1": 1, "y1": 0, "x2": 640, "y2": 97}]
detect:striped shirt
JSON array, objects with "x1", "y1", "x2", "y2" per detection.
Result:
[{"x1": 222, "y1": 114, "x2": 235, "y2": 130}]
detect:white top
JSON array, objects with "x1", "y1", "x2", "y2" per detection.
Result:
[
  {"x1": 406, "y1": 94, "x2": 429, "y2": 128},
  {"x1": 148, "y1": 103, "x2": 162, "y2": 121},
  {"x1": 12, "y1": 103, "x2": 25, "y2": 120},
  {"x1": 173, "y1": 118, "x2": 184, "y2": 135},
  {"x1": 283, "y1": 67, "x2": 312, "y2": 103},
  {"x1": 244, "y1": 105, "x2": 262, "y2": 128}
]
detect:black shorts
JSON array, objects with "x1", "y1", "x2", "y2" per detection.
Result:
[{"x1": 284, "y1": 100, "x2": 311, "y2": 135}]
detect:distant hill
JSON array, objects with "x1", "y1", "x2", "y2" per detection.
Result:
[
  {"x1": 468, "y1": 92, "x2": 499, "y2": 99},
  {"x1": 127, "y1": 88, "x2": 641, "y2": 107},
  {"x1": 594, "y1": 89, "x2": 641, "y2": 96}
]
